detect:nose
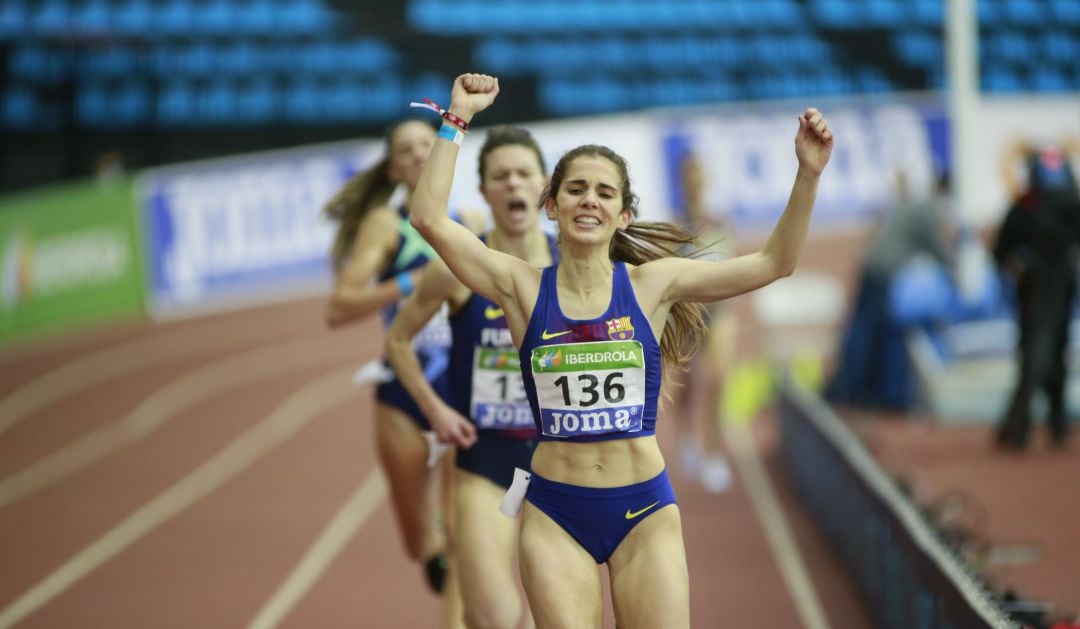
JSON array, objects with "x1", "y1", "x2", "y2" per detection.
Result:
[{"x1": 580, "y1": 189, "x2": 600, "y2": 208}]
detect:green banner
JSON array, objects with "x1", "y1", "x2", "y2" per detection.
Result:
[
  {"x1": 475, "y1": 347, "x2": 521, "y2": 372},
  {"x1": 531, "y1": 340, "x2": 644, "y2": 373},
  {"x1": 0, "y1": 178, "x2": 145, "y2": 344}
]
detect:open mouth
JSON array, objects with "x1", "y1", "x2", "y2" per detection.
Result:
[
  {"x1": 573, "y1": 216, "x2": 601, "y2": 226},
  {"x1": 508, "y1": 199, "x2": 528, "y2": 212}
]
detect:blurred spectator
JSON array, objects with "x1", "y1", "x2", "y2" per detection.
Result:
[
  {"x1": 94, "y1": 150, "x2": 125, "y2": 185},
  {"x1": 674, "y1": 151, "x2": 734, "y2": 493},
  {"x1": 825, "y1": 169, "x2": 954, "y2": 411},
  {"x1": 993, "y1": 144, "x2": 1080, "y2": 449}
]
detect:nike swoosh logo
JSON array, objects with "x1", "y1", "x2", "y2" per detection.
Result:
[
  {"x1": 541, "y1": 329, "x2": 573, "y2": 340},
  {"x1": 625, "y1": 501, "x2": 660, "y2": 520},
  {"x1": 484, "y1": 306, "x2": 504, "y2": 320}
]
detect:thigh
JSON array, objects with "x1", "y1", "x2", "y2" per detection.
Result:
[
  {"x1": 519, "y1": 502, "x2": 603, "y2": 629},
  {"x1": 375, "y1": 403, "x2": 431, "y2": 485},
  {"x1": 454, "y1": 471, "x2": 522, "y2": 610},
  {"x1": 607, "y1": 505, "x2": 689, "y2": 629}
]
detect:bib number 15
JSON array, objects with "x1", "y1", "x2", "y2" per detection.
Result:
[{"x1": 552, "y1": 372, "x2": 625, "y2": 407}]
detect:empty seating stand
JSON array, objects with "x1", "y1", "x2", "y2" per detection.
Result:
[{"x1": 1, "y1": 0, "x2": 1078, "y2": 129}]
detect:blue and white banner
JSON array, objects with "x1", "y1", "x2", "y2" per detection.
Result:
[
  {"x1": 659, "y1": 100, "x2": 949, "y2": 231},
  {"x1": 139, "y1": 141, "x2": 382, "y2": 316}
]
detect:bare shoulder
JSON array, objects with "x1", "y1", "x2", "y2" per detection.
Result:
[
  {"x1": 627, "y1": 257, "x2": 684, "y2": 282},
  {"x1": 456, "y1": 207, "x2": 489, "y2": 235},
  {"x1": 361, "y1": 205, "x2": 401, "y2": 231}
]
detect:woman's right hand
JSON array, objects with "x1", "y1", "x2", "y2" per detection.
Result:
[
  {"x1": 427, "y1": 401, "x2": 478, "y2": 449},
  {"x1": 449, "y1": 73, "x2": 499, "y2": 121}
]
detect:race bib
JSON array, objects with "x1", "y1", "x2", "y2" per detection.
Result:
[
  {"x1": 530, "y1": 340, "x2": 646, "y2": 438},
  {"x1": 471, "y1": 347, "x2": 534, "y2": 430}
]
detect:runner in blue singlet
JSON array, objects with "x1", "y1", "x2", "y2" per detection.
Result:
[
  {"x1": 407, "y1": 73, "x2": 835, "y2": 629},
  {"x1": 323, "y1": 118, "x2": 480, "y2": 624},
  {"x1": 386, "y1": 126, "x2": 556, "y2": 628}
]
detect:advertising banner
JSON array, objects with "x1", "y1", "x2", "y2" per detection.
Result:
[
  {"x1": 658, "y1": 99, "x2": 949, "y2": 232},
  {"x1": 139, "y1": 141, "x2": 382, "y2": 316},
  {"x1": 0, "y1": 179, "x2": 144, "y2": 343}
]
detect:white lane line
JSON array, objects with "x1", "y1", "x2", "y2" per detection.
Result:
[
  {"x1": 0, "y1": 317, "x2": 306, "y2": 437},
  {"x1": 247, "y1": 470, "x2": 388, "y2": 629},
  {"x1": 0, "y1": 337, "x2": 344, "y2": 510},
  {"x1": 722, "y1": 420, "x2": 831, "y2": 629},
  {"x1": 0, "y1": 368, "x2": 357, "y2": 629}
]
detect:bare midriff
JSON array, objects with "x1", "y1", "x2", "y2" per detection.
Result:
[{"x1": 530, "y1": 435, "x2": 665, "y2": 487}]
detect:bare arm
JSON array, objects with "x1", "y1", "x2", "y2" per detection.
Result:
[
  {"x1": 640, "y1": 108, "x2": 834, "y2": 306},
  {"x1": 385, "y1": 260, "x2": 478, "y2": 447},
  {"x1": 324, "y1": 208, "x2": 410, "y2": 328},
  {"x1": 409, "y1": 74, "x2": 538, "y2": 315}
]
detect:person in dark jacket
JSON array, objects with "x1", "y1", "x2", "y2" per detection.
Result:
[{"x1": 993, "y1": 145, "x2": 1080, "y2": 449}]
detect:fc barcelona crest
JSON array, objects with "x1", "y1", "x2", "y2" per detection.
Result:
[{"x1": 605, "y1": 316, "x2": 634, "y2": 341}]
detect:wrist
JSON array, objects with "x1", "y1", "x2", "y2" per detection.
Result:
[
  {"x1": 446, "y1": 105, "x2": 475, "y2": 127},
  {"x1": 795, "y1": 164, "x2": 823, "y2": 178},
  {"x1": 394, "y1": 272, "x2": 414, "y2": 297}
]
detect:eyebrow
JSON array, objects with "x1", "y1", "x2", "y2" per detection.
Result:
[{"x1": 565, "y1": 178, "x2": 618, "y2": 193}]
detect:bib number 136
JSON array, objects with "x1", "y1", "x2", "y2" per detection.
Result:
[
  {"x1": 552, "y1": 372, "x2": 626, "y2": 407},
  {"x1": 531, "y1": 340, "x2": 646, "y2": 438}
]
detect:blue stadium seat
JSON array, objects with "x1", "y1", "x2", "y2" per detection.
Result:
[
  {"x1": 194, "y1": 0, "x2": 234, "y2": 35},
  {"x1": 1002, "y1": 0, "x2": 1043, "y2": 25},
  {"x1": 985, "y1": 31, "x2": 1034, "y2": 64},
  {"x1": 283, "y1": 79, "x2": 321, "y2": 122},
  {"x1": 218, "y1": 42, "x2": 259, "y2": 76},
  {"x1": 155, "y1": 0, "x2": 193, "y2": 36},
  {"x1": 1032, "y1": 68, "x2": 1068, "y2": 92},
  {"x1": 83, "y1": 47, "x2": 137, "y2": 79},
  {"x1": 810, "y1": 0, "x2": 864, "y2": 28},
  {"x1": 74, "y1": 0, "x2": 110, "y2": 34},
  {"x1": 1043, "y1": 31, "x2": 1078, "y2": 63},
  {"x1": 284, "y1": 0, "x2": 335, "y2": 34},
  {"x1": 978, "y1": 0, "x2": 1004, "y2": 26},
  {"x1": 864, "y1": 0, "x2": 906, "y2": 27},
  {"x1": 911, "y1": 0, "x2": 942, "y2": 26},
  {"x1": 32, "y1": 0, "x2": 68, "y2": 35},
  {"x1": 201, "y1": 81, "x2": 237, "y2": 124},
  {"x1": 76, "y1": 84, "x2": 109, "y2": 125},
  {"x1": 2, "y1": 88, "x2": 38, "y2": 128},
  {"x1": 341, "y1": 39, "x2": 398, "y2": 74},
  {"x1": 159, "y1": 81, "x2": 195, "y2": 125},
  {"x1": 113, "y1": 0, "x2": 152, "y2": 35},
  {"x1": 0, "y1": 2, "x2": 27, "y2": 41},
  {"x1": 982, "y1": 67, "x2": 1022, "y2": 93},
  {"x1": 232, "y1": 0, "x2": 276, "y2": 35},
  {"x1": 234, "y1": 81, "x2": 276, "y2": 123},
  {"x1": 894, "y1": 31, "x2": 942, "y2": 68},
  {"x1": 113, "y1": 82, "x2": 151, "y2": 126},
  {"x1": 1049, "y1": 0, "x2": 1080, "y2": 24}
]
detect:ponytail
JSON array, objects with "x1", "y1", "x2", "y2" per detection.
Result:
[{"x1": 611, "y1": 223, "x2": 708, "y2": 372}]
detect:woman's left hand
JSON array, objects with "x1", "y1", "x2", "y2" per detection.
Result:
[{"x1": 795, "y1": 107, "x2": 834, "y2": 175}]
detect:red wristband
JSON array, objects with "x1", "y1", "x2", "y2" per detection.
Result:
[
  {"x1": 409, "y1": 97, "x2": 469, "y2": 132},
  {"x1": 442, "y1": 110, "x2": 469, "y2": 132}
]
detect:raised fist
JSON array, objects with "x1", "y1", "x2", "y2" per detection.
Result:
[{"x1": 449, "y1": 73, "x2": 500, "y2": 120}]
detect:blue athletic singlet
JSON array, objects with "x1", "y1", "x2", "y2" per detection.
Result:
[
  {"x1": 448, "y1": 233, "x2": 558, "y2": 439},
  {"x1": 518, "y1": 261, "x2": 662, "y2": 442},
  {"x1": 375, "y1": 206, "x2": 452, "y2": 427}
]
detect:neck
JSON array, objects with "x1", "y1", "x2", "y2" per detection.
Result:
[{"x1": 557, "y1": 249, "x2": 613, "y2": 290}]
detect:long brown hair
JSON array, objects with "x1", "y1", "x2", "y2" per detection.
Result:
[
  {"x1": 541, "y1": 144, "x2": 708, "y2": 371},
  {"x1": 324, "y1": 118, "x2": 436, "y2": 267}
]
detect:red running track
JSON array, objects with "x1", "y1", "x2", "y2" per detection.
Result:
[{"x1": 0, "y1": 297, "x2": 872, "y2": 628}]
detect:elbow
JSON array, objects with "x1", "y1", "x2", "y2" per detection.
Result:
[
  {"x1": 776, "y1": 263, "x2": 796, "y2": 279},
  {"x1": 323, "y1": 305, "x2": 345, "y2": 329},
  {"x1": 409, "y1": 211, "x2": 431, "y2": 237}
]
